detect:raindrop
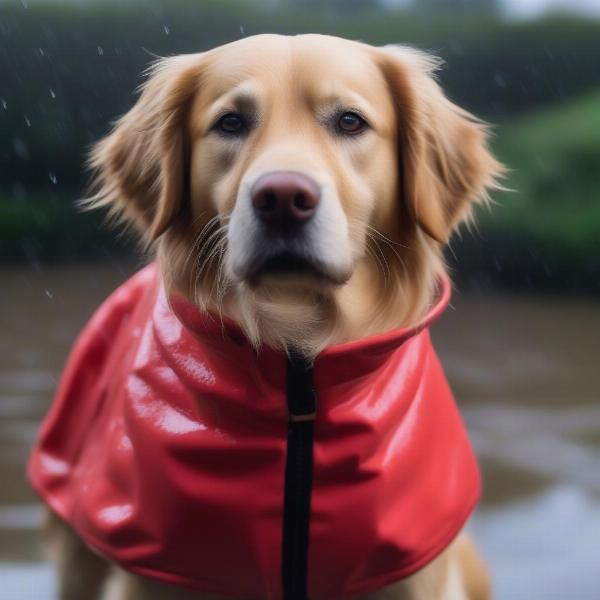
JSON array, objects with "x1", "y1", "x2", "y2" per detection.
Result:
[
  {"x1": 21, "y1": 0, "x2": 28, "y2": 8},
  {"x1": 494, "y1": 73, "x2": 507, "y2": 89},
  {"x1": 163, "y1": 25, "x2": 170, "y2": 35},
  {"x1": 49, "y1": 88, "x2": 56, "y2": 99},
  {"x1": 24, "y1": 115, "x2": 31, "y2": 127},
  {"x1": 13, "y1": 137, "x2": 29, "y2": 160},
  {"x1": 240, "y1": 25, "x2": 245, "y2": 34},
  {"x1": 39, "y1": 47, "x2": 45, "y2": 56},
  {"x1": 45, "y1": 289, "x2": 54, "y2": 300},
  {"x1": 48, "y1": 171, "x2": 58, "y2": 184},
  {"x1": 97, "y1": 45, "x2": 104, "y2": 56},
  {"x1": 493, "y1": 255, "x2": 502, "y2": 272},
  {"x1": 1, "y1": 98, "x2": 6, "y2": 110}
]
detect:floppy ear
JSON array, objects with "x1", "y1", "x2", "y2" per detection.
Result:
[
  {"x1": 378, "y1": 47, "x2": 504, "y2": 244},
  {"x1": 86, "y1": 54, "x2": 203, "y2": 241}
]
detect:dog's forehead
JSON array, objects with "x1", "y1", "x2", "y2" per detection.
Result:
[{"x1": 203, "y1": 34, "x2": 386, "y2": 102}]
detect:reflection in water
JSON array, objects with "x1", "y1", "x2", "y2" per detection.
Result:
[
  {"x1": 470, "y1": 486, "x2": 600, "y2": 600},
  {"x1": 1, "y1": 262, "x2": 599, "y2": 599}
]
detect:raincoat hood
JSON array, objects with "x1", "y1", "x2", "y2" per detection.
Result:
[{"x1": 29, "y1": 263, "x2": 480, "y2": 600}]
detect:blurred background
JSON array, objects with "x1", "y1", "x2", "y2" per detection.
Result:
[{"x1": 1, "y1": 0, "x2": 599, "y2": 598}]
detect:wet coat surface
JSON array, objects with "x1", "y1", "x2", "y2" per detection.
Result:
[{"x1": 28, "y1": 264, "x2": 479, "y2": 600}]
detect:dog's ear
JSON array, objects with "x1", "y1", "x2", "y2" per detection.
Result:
[
  {"x1": 86, "y1": 54, "x2": 203, "y2": 241},
  {"x1": 377, "y1": 47, "x2": 504, "y2": 244}
]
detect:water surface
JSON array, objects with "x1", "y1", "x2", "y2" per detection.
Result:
[{"x1": 1, "y1": 261, "x2": 598, "y2": 599}]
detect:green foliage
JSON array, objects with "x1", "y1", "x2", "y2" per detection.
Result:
[
  {"x1": 0, "y1": 194, "x2": 129, "y2": 261},
  {"x1": 487, "y1": 90, "x2": 600, "y2": 259},
  {"x1": 449, "y1": 90, "x2": 600, "y2": 292}
]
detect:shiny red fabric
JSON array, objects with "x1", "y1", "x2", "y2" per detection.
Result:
[{"x1": 29, "y1": 263, "x2": 480, "y2": 600}]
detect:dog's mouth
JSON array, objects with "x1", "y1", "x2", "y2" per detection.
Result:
[
  {"x1": 244, "y1": 249, "x2": 347, "y2": 287},
  {"x1": 261, "y1": 252, "x2": 319, "y2": 275}
]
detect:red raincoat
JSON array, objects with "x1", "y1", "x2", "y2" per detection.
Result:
[{"x1": 28, "y1": 263, "x2": 480, "y2": 600}]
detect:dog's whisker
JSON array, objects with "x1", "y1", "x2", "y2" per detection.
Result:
[
  {"x1": 365, "y1": 224, "x2": 409, "y2": 250},
  {"x1": 366, "y1": 236, "x2": 390, "y2": 286},
  {"x1": 185, "y1": 217, "x2": 222, "y2": 280},
  {"x1": 364, "y1": 224, "x2": 409, "y2": 276},
  {"x1": 206, "y1": 238, "x2": 228, "y2": 299},
  {"x1": 188, "y1": 217, "x2": 229, "y2": 308},
  {"x1": 194, "y1": 225, "x2": 229, "y2": 306},
  {"x1": 380, "y1": 238, "x2": 407, "y2": 272}
]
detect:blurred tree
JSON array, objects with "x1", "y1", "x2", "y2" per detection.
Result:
[
  {"x1": 410, "y1": 0, "x2": 500, "y2": 16},
  {"x1": 284, "y1": 0, "x2": 383, "y2": 11}
]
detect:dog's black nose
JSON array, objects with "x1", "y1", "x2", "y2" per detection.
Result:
[{"x1": 251, "y1": 172, "x2": 320, "y2": 229}]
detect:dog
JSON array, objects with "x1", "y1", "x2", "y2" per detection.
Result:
[{"x1": 29, "y1": 34, "x2": 502, "y2": 600}]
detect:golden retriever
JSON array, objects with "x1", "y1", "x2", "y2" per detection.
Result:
[{"x1": 44, "y1": 34, "x2": 502, "y2": 600}]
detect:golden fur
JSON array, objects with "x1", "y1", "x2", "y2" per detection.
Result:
[
  {"x1": 49, "y1": 34, "x2": 503, "y2": 599},
  {"x1": 86, "y1": 34, "x2": 502, "y2": 357}
]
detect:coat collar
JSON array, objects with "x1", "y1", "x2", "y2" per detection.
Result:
[{"x1": 163, "y1": 273, "x2": 451, "y2": 390}]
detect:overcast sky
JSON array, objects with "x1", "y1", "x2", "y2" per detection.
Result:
[
  {"x1": 380, "y1": 0, "x2": 600, "y2": 19},
  {"x1": 503, "y1": 0, "x2": 600, "y2": 19}
]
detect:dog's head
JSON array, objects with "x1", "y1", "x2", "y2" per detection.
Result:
[{"x1": 88, "y1": 34, "x2": 502, "y2": 350}]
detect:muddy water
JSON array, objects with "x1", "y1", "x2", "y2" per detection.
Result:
[{"x1": 1, "y1": 262, "x2": 599, "y2": 599}]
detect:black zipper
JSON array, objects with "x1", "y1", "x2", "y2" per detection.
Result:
[{"x1": 282, "y1": 349, "x2": 316, "y2": 600}]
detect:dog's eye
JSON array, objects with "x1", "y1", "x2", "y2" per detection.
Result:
[
  {"x1": 216, "y1": 113, "x2": 246, "y2": 135},
  {"x1": 337, "y1": 112, "x2": 368, "y2": 135}
]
